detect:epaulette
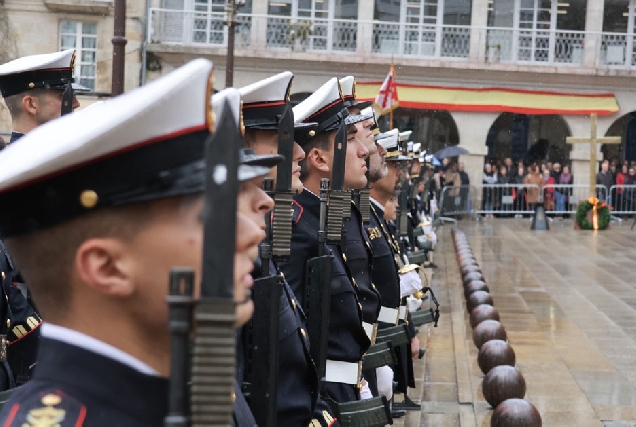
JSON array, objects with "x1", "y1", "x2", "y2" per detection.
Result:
[
  {"x1": 292, "y1": 199, "x2": 304, "y2": 225},
  {"x1": 3, "y1": 391, "x2": 87, "y2": 426}
]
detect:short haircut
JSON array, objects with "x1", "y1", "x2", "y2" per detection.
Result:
[
  {"x1": 5, "y1": 200, "x2": 159, "y2": 322},
  {"x1": 3, "y1": 89, "x2": 47, "y2": 118},
  {"x1": 299, "y1": 130, "x2": 334, "y2": 181}
]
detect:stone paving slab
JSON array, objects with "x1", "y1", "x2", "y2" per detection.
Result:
[{"x1": 416, "y1": 218, "x2": 636, "y2": 426}]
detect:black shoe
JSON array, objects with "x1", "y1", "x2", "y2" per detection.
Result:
[
  {"x1": 418, "y1": 348, "x2": 426, "y2": 359},
  {"x1": 391, "y1": 409, "x2": 406, "y2": 419},
  {"x1": 393, "y1": 396, "x2": 421, "y2": 411}
]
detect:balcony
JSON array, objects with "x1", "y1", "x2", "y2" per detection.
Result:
[{"x1": 147, "y1": 8, "x2": 636, "y2": 72}]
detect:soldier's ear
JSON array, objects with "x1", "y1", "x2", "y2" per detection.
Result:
[
  {"x1": 307, "y1": 147, "x2": 330, "y2": 173},
  {"x1": 21, "y1": 94, "x2": 39, "y2": 116},
  {"x1": 74, "y1": 238, "x2": 135, "y2": 298}
]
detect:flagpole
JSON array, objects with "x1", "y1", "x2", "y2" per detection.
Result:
[{"x1": 389, "y1": 62, "x2": 394, "y2": 129}]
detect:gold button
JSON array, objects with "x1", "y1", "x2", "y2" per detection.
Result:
[
  {"x1": 342, "y1": 254, "x2": 347, "y2": 262},
  {"x1": 231, "y1": 392, "x2": 236, "y2": 403},
  {"x1": 4, "y1": 295, "x2": 7, "y2": 302},
  {"x1": 301, "y1": 328, "x2": 307, "y2": 339},
  {"x1": 1, "y1": 272, "x2": 4, "y2": 281},
  {"x1": 79, "y1": 190, "x2": 99, "y2": 208},
  {"x1": 291, "y1": 299, "x2": 297, "y2": 310},
  {"x1": 280, "y1": 272, "x2": 286, "y2": 281},
  {"x1": 6, "y1": 319, "x2": 10, "y2": 328},
  {"x1": 352, "y1": 278, "x2": 357, "y2": 287},
  {"x1": 372, "y1": 283, "x2": 377, "y2": 290},
  {"x1": 358, "y1": 303, "x2": 362, "y2": 311}
]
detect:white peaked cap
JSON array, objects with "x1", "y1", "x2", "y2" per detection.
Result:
[
  {"x1": 399, "y1": 130, "x2": 413, "y2": 143},
  {"x1": 413, "y1": 142, "x2": 422, "y2": 153},
  {"x1": 212, "y1": 87, "x2": 242, "y2": 131},
  {"x1": 378, "y1": 129, "x2": 399, "y2": 150},
  {"x1": 292, "y1": 77, "x2": 349, "y2": 137},
  {"x1": 214, "y1": 87, "x2": 283, "y2": 182},
  {"x1": 339, "y1": 75, "x2": 354, "y2": 98},
  {"x1": 0, "y1": 58, "x2": 215, "y2": 237},
  {"x1": 239, "y1": 71, "x2": 293, "y2": 104},
  {"x1": 407, "y1": 141, "x2": 414, "y2": 152},
  {"x1": 0, "y1": 49, "x2": 91, "y2": 97},
  {"x1": 0, "y1": 58, "x2": 213, "y2": 192},
  {"x1": 0, "y1": 50, "x2": 74, "y2": 77}
]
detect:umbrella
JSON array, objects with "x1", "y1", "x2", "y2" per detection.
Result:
[{"x1": 435, "y1": 146, "x2": 470, "y2": 159}]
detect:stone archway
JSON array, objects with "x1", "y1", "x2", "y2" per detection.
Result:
[
  {"x1": 377, "y1": 108, "x2": 459, "y2": 156},
  {"x1": 602, "y1": 111, "x2": 636, "y2": 163},
  {"x1": 485, "y1": 113, "x2": 572, "y2": 165}
]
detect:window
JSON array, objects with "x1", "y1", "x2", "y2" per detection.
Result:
[{"x1": 60, "y1": 21, "x2": 97, "y2": 91}]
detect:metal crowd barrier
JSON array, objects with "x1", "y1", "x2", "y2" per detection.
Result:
[
  {"x1": 608, "y1": 185, "x2": 636, "y2": 215},
  {"x1": 437, "y1": 184, "x2": 611, "y2": 218},
  {"x1": 438, "y1": 184, "x2": 539, "y2": 217},
  {"x1": 540, "y1": 184, "x2": 608, "y2": 215}
]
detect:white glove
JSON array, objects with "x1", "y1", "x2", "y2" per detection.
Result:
[
  {"x1": 376, "y1": 366, "x2": 394, "y2": 400},
  {"x1": 400, "y1": 269, "x2": 422, "y2": 298},
  {"x1": 407, "y1": 295, "x2": 423, "y2": 312},
  {"x1": 359, "y1": 379, "x2": 373, "y2": 400}
]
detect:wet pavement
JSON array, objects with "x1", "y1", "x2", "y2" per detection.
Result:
[{"x1": 408, "y1": 218, "x2": 636, "y2": 426}]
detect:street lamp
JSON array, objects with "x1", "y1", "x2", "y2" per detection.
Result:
[{"x1": 225, "y1": 0, "x2": 245, "y2": 87}]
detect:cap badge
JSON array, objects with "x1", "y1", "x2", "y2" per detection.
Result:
[
  {"x1": 71, "y1": 51, "x2": 77, "y2": 72},
  {"x1": 206, "y1": 71, "x2": 216, "y2": 132},
  {"x1": 79, "y1": 190, "x2": 99, "y2": 208}
]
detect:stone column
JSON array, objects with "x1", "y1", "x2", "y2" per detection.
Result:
[
  {"x1": 250, "y1": 0, "x2": 268, "y2": 50},
  {"x1": 452, "y1": 111, "x2": 499, "y2": 209},
  {"x1": 469, "y1": 0, "x2": 489, "y2": 63},
  {"x1": 356, "y1": 0, "x2": 374, "y2": 56},
  {"x1": 583, "y1": 0, "x2": 604, "y2": 68}
]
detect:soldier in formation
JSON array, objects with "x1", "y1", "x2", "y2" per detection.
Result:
[{"x1": 0, "y1": 51, "x2": 439, "y2": 425}]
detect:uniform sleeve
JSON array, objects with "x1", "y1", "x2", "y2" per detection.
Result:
[{"x1": 308, "y1": 396, "x2": 339, "y2": 427}]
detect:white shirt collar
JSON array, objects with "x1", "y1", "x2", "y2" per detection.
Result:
[
  {"x1": 370, "y1": 197, "x2": 385, "y2": 213},
  {"x1": 41, "y1": 323, "x2": 160, "y2": 376}
]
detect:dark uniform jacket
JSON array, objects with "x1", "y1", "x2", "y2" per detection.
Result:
[
  {"x1": 279, "y1": 189, "x2": 370, "y2": 405},
  {"x1": 2, "y1": 132, "x2": 42, "y2": 388},
  {"x1": 0, "y1": 336, "x2": 169, "y2": 426},
  {"x1": 240, "y1": 259, "x2": 337, "y2": 427}
]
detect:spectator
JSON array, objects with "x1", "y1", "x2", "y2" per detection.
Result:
[
  {"x1": 596, "y1": 160, "x2": 613, "y2": 200},
  {"x1": 616, "y1": 164, "x2": 627, "y2": 211},
  {"x1": 542, "y1": 169, "x2": 556, "y2": 212},
  {"x1": 482, "y1": 163, "x2": 498, "y2": 218},
  {"x1": 624, "y1": 166, "x2": 636, "y2": 215},
  {"x1": 546, "y1": 161, "x2": 553, "y2": 173},
  {"x1": 512, "y1": 163, "x2": 527, "y2": 215},
  {"x1": 557, "y1": 164, "x2": 573, "y2": 215},
  {"x1": 524, "y1": 164, "x2": 544, "y2": 211},
  {"x1": 443, "y1": 162, "x2": 461, "y2": 214},
  {"x1": 505, "y1": 158, "x2": 515, "y2": 179},
  {"x1": 458, "y1": 162, "x2": 470, "y2": 214},
  {"x1": 497, "y1": 165, "x2": 513, "y2": 216}
]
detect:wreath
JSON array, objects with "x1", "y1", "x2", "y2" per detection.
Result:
[{"x1": 575, "y1": 197, "x2": 611, "y2": 230}]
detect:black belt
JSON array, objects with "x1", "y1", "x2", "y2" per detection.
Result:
[
  {"x1": 335, "y1": 396, "x2": 392, "y2": 427},
  {"x1": 361, "y1": 342, "x2": 397, "y2": 371}
]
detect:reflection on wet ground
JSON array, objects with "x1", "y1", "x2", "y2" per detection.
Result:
[{"x1": 417, "y1": 219, "x2": 636, "y2": 426}]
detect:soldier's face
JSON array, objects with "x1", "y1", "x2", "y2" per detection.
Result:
[
  {"x1": 368, "y1": 145, "x2": 387, "y2": 184},
  {"x1": 374, "y1": 162, "x2": 402, "y2": 197},
  {"x1": 32, "y1": 90, "x2": 80, "y2": 125},
  {"x1": 343, "y1": 125, "x2": 369, "y2": 190},
  {"x1": 235, "y1": 179, "x2": 272, "y2": 326},
  {"x1": 248, "y1": 130, "x2": 306, "y2": 194}
]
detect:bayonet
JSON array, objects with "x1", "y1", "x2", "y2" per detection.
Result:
[
  {"x1": 190, "y1": 99, "x2": 240, "y2": 426},
  {"x1": 327, "y1": 121, "x2": 348, "y2": 243},
  {"x1": 271, "y1": 103, "x2": 294, "y2": 261}
]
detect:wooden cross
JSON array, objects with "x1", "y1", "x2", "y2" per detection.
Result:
[{"x1": 566, "y1": 113, "x2": 621, "y2": 198}]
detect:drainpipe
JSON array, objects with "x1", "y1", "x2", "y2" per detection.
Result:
[{"x1": 141, "y1": 0, "x2": 150, "y2": 86}]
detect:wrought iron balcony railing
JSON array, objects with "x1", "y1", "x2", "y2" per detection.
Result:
[{"x1": 147, "y1": 8, "x2": 636, "y2": 70}]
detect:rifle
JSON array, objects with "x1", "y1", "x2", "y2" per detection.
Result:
[
  {"x1": 304, "y1": 178, "x2": 334, "y2": 381},
  {"x1": 327, "y1": 120, "x2": 348, "y2": 244},
  {"x1": 191, "y1": 98, "x2": 240, "y2": 426},
  {"x1": 244, "y1": 102, "x2": 295, "y2": 426}
]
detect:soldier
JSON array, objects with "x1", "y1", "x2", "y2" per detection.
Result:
[
  {"x1": 0, "y1": 49, "x2": 88, "y2": 389},
  {"x1": 278, "y1": 78, "x2": 372, "y2": 410},
  {"x1": 0, "y1": 50, "x2": 86, "y2": 143},
  {"x1": 237, "y1": 72, "x2": 338, "y2": 426},
  {"x1": 0, "y1": 59, "x2": 278, "y2": 425},
  {"x1": 370, "y1": 130, "x2": 423, "y2": 411}
]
